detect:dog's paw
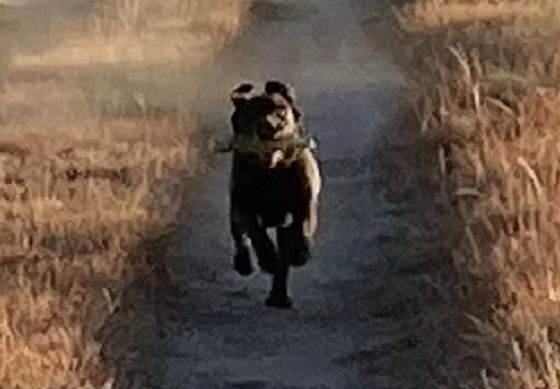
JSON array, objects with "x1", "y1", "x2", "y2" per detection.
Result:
[
  {"x1": 233, "y1": 247, "x2": 254, "y2": 276},
  {"x1": 265, "y1": 294, "x2": 293, "y2": 309}
]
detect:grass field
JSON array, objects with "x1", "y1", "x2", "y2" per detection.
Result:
[
  {"x1": 387, "y1": 0, "x2": 560, "y2": 387},
  {"x1": 0, "y1": 1, "x2": 247, "y2": 387}
]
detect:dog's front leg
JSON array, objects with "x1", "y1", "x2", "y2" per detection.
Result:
[
  {"x1": 299, "y1": 149, "x2": 321, "y2": 240},
  {"x1": 287, "y1": 149, "x2": 321, "y2": 266},
  {"x1": 237, "y1": 212, "x2": 278, "y2": 274},
  {"x1": 267, "y1": 224, "x2": 292, "y2": 308},
  {"x1": 230, "y1": 154, "x2": 254, "y2": 276},
  {"x1": 230, "y1": 203, "x2": 254, "y2": 276},
  {"x1": 265, "y1": 255, "x2": 292, "y2": 309}
]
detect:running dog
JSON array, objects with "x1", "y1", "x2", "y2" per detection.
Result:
[{"x1": 228, "y1": 81, "x2": 321, "y2": 308}]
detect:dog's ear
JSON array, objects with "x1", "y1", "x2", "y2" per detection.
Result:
[
  {"x1": 265, "y1": 80, "x2": 296, "y2": 105},
  {"x1": 231, "y1": 83, "x2": 254, "y2": 107},
  {"x1": 293, "y1": 106, "x2": 302, "y2": 122}
]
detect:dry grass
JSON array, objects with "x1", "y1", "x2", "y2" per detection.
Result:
[
  {"x1": 0, "y1": 133, "x2": 188, "y2": 388},
  {"x1": 379, "y1": 0, "x2": 560, "y2": 387},
  {"x1": 0, "y1": 1, "x2": 247, "y2": 387}
]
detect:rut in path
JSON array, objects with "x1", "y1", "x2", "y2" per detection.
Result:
[{"x1": 157, "y1": 2, "x2": 406, "y2": 388}]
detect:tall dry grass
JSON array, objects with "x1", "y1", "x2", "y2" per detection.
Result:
[
  {"x1": 381, "y1": 0, "x2": 560, "y2": 387},
  {"x1": 92, "y1": 0, "x2": 248, "y2": 35},
  {"x1": 0, "y1": 1, "x2": 248, "y2": 387}
]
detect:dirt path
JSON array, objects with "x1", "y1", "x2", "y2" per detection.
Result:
[{"x1": 154, "y1": 2, "x2": 408, "y2": 389}]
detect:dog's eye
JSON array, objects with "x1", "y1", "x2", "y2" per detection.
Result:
[{"x1": 276, "y1": 106, "x2": 288, "y2": 118}]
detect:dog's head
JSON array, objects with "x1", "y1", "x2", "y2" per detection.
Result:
[
  {"x1": 230, "y1": 81, "x2": 301, "y2": 167},
  {"x1": 231, "y1": 81, "x2": 299, "y2": 139}
]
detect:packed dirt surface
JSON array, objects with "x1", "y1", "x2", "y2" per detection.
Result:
[{"x1": 156, "y1": 1, "x2": 407, "y2": 388}]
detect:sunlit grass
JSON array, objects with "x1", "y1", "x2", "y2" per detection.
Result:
[
  {"x1": 0, "y1": 0, "x2": 247, "y2": 387},
  {"x1": 390, "y1": 0, "x2": 560, "y2": 386}
]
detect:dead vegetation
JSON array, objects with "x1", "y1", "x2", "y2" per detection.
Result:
[
  {"x1": 378, "y1": 0, "x2": 560, "y2": 387},
  {"x1": 0, "y1": 1, "x2": 247, "y2": 388}
]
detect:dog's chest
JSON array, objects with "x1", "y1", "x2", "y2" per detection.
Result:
[
  {"x1": 233, "y1": 162, "x2": 301, "y2": 214},
  {"x1": 255, "y1": 175, "x2": 297, "y2": 227},
  {"x1": 251, "y1": 169, "x2": 296, "y2": 199}
]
